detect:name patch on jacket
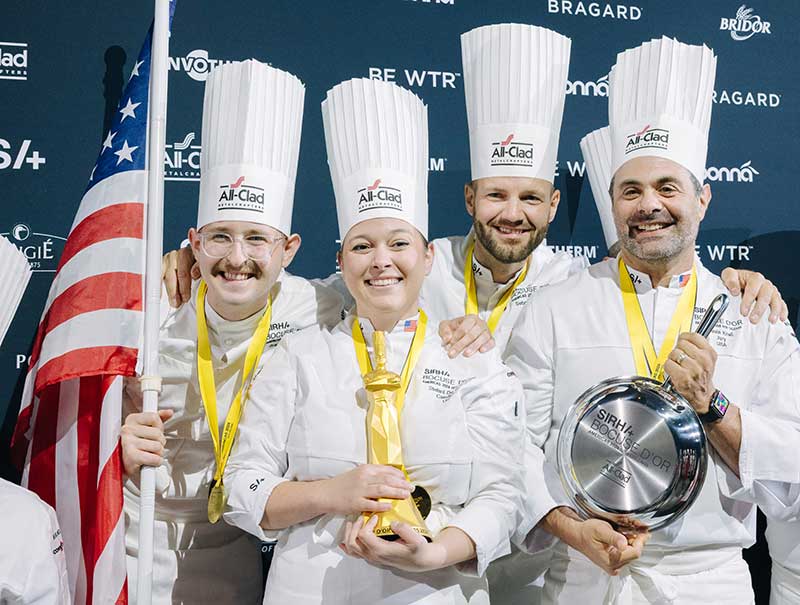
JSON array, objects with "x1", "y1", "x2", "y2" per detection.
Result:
[
  {"x1": 266, "y1": 321, "x2": 298, "y2": 347},
  {"x1": 692, "y1": 307, "x2": 743, "y2": 349},
  {"x1": 422, "y1": 368, "x2": 468, "y2": 402},
  {"x1": 509, "y1": 284, "x2": 545, "y2": 308}
]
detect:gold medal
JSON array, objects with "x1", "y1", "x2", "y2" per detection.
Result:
[{"x1": 207, "y1": 481, "x2": 226, "y2": 524}]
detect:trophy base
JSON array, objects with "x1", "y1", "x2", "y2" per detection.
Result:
[
  {"x1": 374, "y1": 524, "x2": 432, "y2": 543},
  {"x1": 365, "y1": 492, "x2": 432, "y2": 543}
]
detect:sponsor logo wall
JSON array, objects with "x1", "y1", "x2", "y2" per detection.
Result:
[{"x1": 3, "y1": 6, "x2": 799, "y2": 590}]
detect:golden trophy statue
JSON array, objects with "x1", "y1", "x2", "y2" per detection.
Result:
[{"x1": 362, "y1": 330, "x2": 431, "y2": 541}]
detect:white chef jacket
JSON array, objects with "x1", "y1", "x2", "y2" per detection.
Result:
[
  {"x1": 123, "y1": 271, "x2": 344, "y2": 605},
  {"x1": 504, "y1": 257, "x2": 800, "y2": 604},
  {"x1": 223, "y1": 312, "x2": 526, "y2": 605},
  {"x1": 0, "y1": 478, "x2": 70, "y2": 604},
  {"x1": 763, "y1": 474, "x2": 800, "y2": 603},
  {"x1": 423, "y1": 232, "x2": 586, "y2": 350},
  {"x1": 422, "y1": 232, "x2": 585, "y2": 604}
]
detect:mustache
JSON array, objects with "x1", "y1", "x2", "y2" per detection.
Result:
[
  {"x1": 627, "y1": 211, "x2": 675, "y2": 226},
  {"x1": 488, "y1": 219, "x2": 533, "y2": 230},
  {"x1": 211, "y1": 259, "x2": 262, "y2": 278}
]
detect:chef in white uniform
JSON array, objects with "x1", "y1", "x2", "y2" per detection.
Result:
[
  {"x1": 0, "y1": 478, "x2": 70, "y2": 604},
  {"x1": 425, "y1": 23, "x2": 584, "y2": 356},
  {"x1": 505, "y1": 37, "x2": 800, "y2": 604},
  {"x1": 120, "y1": 60, "x2": 344, "y2": 604},
  {"x1": 223, "y1": 77, "x2": 526, "y2": 605}
]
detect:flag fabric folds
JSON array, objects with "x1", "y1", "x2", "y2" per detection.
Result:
[{"x1": 11, "y1": 19, "x2": 159, "y2": 605}]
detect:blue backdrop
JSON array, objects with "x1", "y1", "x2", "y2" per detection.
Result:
[{"x1": 2, "y1": 1, "x2": 797, "y2": 601}]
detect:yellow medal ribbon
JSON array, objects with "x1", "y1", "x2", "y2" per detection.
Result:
[
  {"x1": 618, "y1": 257, "x2": 697, "y2": 381},
  {"x1": 196, "y1": 280, "x2": 272, "y2": 523},
  {"x1": 464, "y1": 240, "x2": 529, "y2": 334},
  {"x1": 352, "y1": 309, "x2": 428, "y2": 419}
]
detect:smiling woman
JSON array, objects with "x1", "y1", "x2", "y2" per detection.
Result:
[
  {"x1": 221, "y1": 77, "x2": 527, "y2": 605},
  {"x1": 339, "y1": 219, "x2": 433, "y2": 331}
]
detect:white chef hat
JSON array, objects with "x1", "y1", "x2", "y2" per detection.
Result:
[
  {"x1": 323, "y1": 78, "x2": 428, "y2": 240},
  {"x1": 461, "y1": 23, "x2": 571, "y2": 183},
  {"x1": 609, "y1": 36, "x2": 716, "y2": 185},
  {"x1": 579, "y1": 126, "x2": 617, "y2": 250},
  {"x1": 197, "y1": 59, "x2": 305, "y2": 235}
]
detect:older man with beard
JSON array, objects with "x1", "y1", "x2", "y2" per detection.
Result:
[{"x1": 505, "y1": 37, "x2": 800, "y2": 605}]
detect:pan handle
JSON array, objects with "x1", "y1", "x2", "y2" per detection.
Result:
[{"x1": 662, "y1": 293, "x2": 729, "y2": 393}]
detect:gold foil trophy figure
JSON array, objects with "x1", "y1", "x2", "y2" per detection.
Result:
[{"x1": 362, "y1": 330, "x2": 431, "y2": 541}]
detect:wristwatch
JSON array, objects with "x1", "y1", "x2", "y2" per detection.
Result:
[{"x1": 698, "y1": 389, "x2": 730, "y2": 424}]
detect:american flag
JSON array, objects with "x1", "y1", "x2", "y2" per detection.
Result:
[{"x1": 11, "y1": 8, "x2": 172, "y2": 602}]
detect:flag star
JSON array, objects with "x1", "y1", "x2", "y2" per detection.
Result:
[
  {"x1": 101, "y1": 131, "x2": 116, "y2": 153},
  {"x1": 129, "y1": 60, "x2": 144, "y2": 80},
  {"x1": 114, "y1": 140, "x2": 138, "y2": 165},
  {"x1": 119, "y1": 98, "x2": 141, "y2": 122}
]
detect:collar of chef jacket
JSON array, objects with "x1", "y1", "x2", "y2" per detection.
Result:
[{"x1": 353, "y1": 311, "x2": 422, "y2": 372}]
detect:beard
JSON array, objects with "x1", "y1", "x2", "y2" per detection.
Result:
[
  {"x1": 617, "y1": 210, "x2": 699, "y2": 263},
  {"x1": 473, "y1": 218, "x2": 547, "y2": 264}
]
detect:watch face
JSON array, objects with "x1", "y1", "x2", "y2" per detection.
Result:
[{"x1": 712, "y1": 391, "x2": 730, "y2": 417}]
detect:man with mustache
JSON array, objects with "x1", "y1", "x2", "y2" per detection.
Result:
[
  {"x1": 120, "y1": 60, "x2": 347, "y2": 604},
  {"x1": 505, "y1": 37, "x2": 800, "y2": 604}
]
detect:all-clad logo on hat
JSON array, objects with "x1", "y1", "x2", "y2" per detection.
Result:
[
  {"x1": 719, "y1": 5, "x2": 772, "y2": 41},
  {"x1": 217, "y1": 176, "x2": 265, "y2": 212},
  {"x1": 490, "y1": 133, "x2": 534, "y2": 168},
  {"x1": 357, "y1": 178, "x2": 403, "y2": 213},
  {"x1": 624, "y1": 125, "x2": 670, "y2": 154}
]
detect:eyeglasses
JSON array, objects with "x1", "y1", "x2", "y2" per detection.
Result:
[{"x1": 199, "y1": 231, "x2": 286, "y2": 261}]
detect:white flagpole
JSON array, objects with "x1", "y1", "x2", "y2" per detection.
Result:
[{"x1": 137, "y1": 0, "x2": 170, "y2": 602}]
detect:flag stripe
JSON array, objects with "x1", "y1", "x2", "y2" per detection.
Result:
[
  {"x1": 40, "y1": 237, "x2": 144, "y2": 322},
  {"x1": 77, "y1": 376, "x2": 105, "y2": 605},
  {"x1": 93, "y1": 513, "x2": 128, "y2": 605},
  {"x1": 98, "y1": 377, "x2": 124, "y2": 488},
  {"x1": 36, "y1": 346, "x2": 139, "y2": 394},
  {"x1": 31, "y1": 307, "x2": 141, "y2": 385},
  {"x1": 26, "y1": 385, "x2": 60, "y2": 508},
  {"x1": 70, "y1": 171, "x2": 147, "y2": 232},
  {"x1": 28, "y1": 272, "x2": 142, "y2": 369},
  {"x1": 55, "y1": 379, "x2": 82, "y2": 601},
  {"x1": 57, "y1": 203, "x2": 143, "y2": 273}
]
